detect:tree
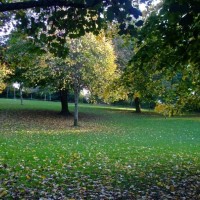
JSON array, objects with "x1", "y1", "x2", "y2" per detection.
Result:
[
  {"x1": 124, "y1": 0, "x2": 200, "y2": 113},
  {"x1": 0, "y1": 63, "x2": 11, "y2": 93},
  {"x1": 42, "y1": 55, "x2": 72, "y2": 115},
  {"x1": 0, "y1": 0, "x2": 147, "y2": 58},
  {"x1": 111, "y1": 34, "x2": 141, "y2": 108},
  {"x1": 0, "y1": 37, "x2": 11, "y2": 93},
  {"x1": 1, "y1": 32, "x2": 43, "y2": 104},
  {"x1": 45, "y1": 33, "x2": 118, "y2": 126},
  {"x1": 112, "y1": 34, "x2": 134, "y2": 71}
]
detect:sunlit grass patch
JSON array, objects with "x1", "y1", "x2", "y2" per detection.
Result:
[{"x1": 0, "y1": 98, "x2": 200, "y2": 199}]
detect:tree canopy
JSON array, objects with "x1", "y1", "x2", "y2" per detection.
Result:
[
  {"x1": 0, "y1": 63, "x2": 10, "y2": 92},
  {"x1": 2, "y1": 30, "x2": 118, "y2": 124},
  {"x1": 0, "y1": 0, "x2": 150, "y2": 58},
  {"x1": 123, "y1": 0, "x2": 200, "y2": 112},
  {"x1": 1, "y1": 0, "x2": 199, "y2": 114}
]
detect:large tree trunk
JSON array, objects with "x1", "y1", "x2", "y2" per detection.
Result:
[
  {"x1": 60, "y1": 89, "x2": 70, "y2": 115},
  {"x1": 74, "y1": 87, "x2": 79, "y2": 126},
  {"x1": 134, "y1": 97, "x2": 141, "y2": 113}
]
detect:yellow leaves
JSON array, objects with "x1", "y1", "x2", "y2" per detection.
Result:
[
  {"x1": 139, "y1": 172, "x2": 145, "y2": 177},
  {"x1": 0, "y1": 188, "x2": 8, "y2": 198},
  {"x1": 102, "y1": 83, "x2": 128, "y2": 103},
  {"x1": 40, "y1": 175, "x2": 46, "y2": 180},
  {"x1": 26, "y1": 175, "x2": 31, "y2": 179},
  {"x1": 0, "y1": 63, "x2": 12, "y2": 93},
  {"x1": 156, "y1": 181, "x2": 163, "y2": 187},
  {"x1": 1, "y1": 99, "x2": 200, "y2": 198},
  {"x1": 73, "y1": 152, "x2": 81, "y2": 159},
  {"x1": 155, "y1": 103, "x2": 177, "y2": 117},
  {"x1": 0, "y1": 63, "x2": 11, "y2": 76},
  {"x1": 95, "y1": 32, "x2": 106, "y2": 42},
  {"x1": 134, "y1": 91, "x2": 141, "y2": 99},
  {"x1": 170, "y1": 185, "x2": 175, "y2": 192},
  {"x1": 0, "y1": 82, "x2": 6, "y2": 93}
]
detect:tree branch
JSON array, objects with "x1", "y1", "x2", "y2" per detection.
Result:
[{"x1": 0, "y1": 0, "x2": 101, "y2": 12}]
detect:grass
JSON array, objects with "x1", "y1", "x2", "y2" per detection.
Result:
[{"x1": 0, "y1": 98, "x2": 200, "y2": 199}]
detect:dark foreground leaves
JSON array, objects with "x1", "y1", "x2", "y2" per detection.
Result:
[{"x1": 1, "y1": 168, "x2": 200, "y2": 199}]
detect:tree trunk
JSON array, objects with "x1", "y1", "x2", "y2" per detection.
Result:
[
  {"x1": 60, "y1": 89, "x2": 70, "y2": 115},
  {"x1": 6, "y1": 86, "x2": 9, "y2": 98},
  {"x1": 13, "y1": 87, "x2": 16, "y2": 99},
  {"x1": 19, "y1": 85, "x2": 23, "y2": 105},
  {"x1": 134, "y1": 97, "x2": 141, "y2": 113},
  {"x1": 49, "y1": 93, "x2": 52, "y2": 101},
  {"x1": 74, "y1": 87, "x2": 79, "y2": 127},
  {"x1": 44, "y1": 94, "x2": 47, "y2": 101}
]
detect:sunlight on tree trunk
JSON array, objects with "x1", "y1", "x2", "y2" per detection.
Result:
[
  {"x1": 19, "y1": 84, "x2": 23, "y2": 105},
  {"x1": 74, "y1": 86, "x2": 79, "y2": 127},
  {"x1": 13, "y1": 87, "x2": 16, "y2": 99}
]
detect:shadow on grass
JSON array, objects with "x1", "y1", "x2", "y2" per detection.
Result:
[{"x1": 0, "y1": 109, "x2": 106, "y2": 132}]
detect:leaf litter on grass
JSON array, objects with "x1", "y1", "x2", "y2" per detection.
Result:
[{"x1": 0, "y1": 106, "x2": 200, "y2": 199}]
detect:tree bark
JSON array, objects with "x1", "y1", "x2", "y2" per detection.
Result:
[
  {"x1": 49, "y1": 93, "x2": 52, "y2": 101},
  {"x1": 19, "y1": 84, "x2": 23, "y2": 105},
  {"x1": 74, "y1": 87, "x2": 79, "y2": 127},
  {"x1": 44, "y1": 94, "x2": 47, "y2": 101},
  {"x1": 6, "y1": 86, "x2": 9, "y2": 98},
  {"x1": 60, "y1": 89, "x2": 70, "y2": 116},
  {"x1": 13, "y1": 87, "x2": 16, "y2": 99},
  {"x1": 134, "y1": 97, "x2": 141, "y2": 113}
]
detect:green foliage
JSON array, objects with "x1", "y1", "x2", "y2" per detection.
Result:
[
  {"x1": 0, "y1": 0, "x2": 147, "y2": 58},
  {"x1": 113, "y1": 35, "x2": 134, "y2": 70},
  {"x1": 2, "y1": 32, "x2": 44, "y2": 88},
  {"x1": 40, "y1": 32, "x2": 118, "y2": 102},
  {"x1": 0, "y1": 63, "x2": 10, "y2": 93},
  {"x1": 123, "y1": 0, "x2": 200, "y2": 111},
  {"x1": 155, "y1": 103, "x2": 182, "y2": 117},
  {"x1": 0, "y1": 99, "x2": 200, "y2": 198}
]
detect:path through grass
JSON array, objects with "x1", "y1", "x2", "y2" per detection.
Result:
[{"x1": 0, "y1": 99, "x2": 200, "y2": 199}]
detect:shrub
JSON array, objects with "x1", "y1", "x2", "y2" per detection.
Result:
[{"x1": 155, "y1": 103, "x2": 182, "y2": 117}]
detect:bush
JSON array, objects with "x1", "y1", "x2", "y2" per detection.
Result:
[{"x1": 155, "y1": 103, "x2": 182, "y2": 117}]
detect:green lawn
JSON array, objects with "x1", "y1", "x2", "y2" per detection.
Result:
[{"x1": 0, "y1": 98, "x2": 200, "y2": 199}]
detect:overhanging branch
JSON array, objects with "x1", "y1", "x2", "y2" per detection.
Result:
[{"x1": 0, "y1": 0, "x2": 101, "y2": 12}]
